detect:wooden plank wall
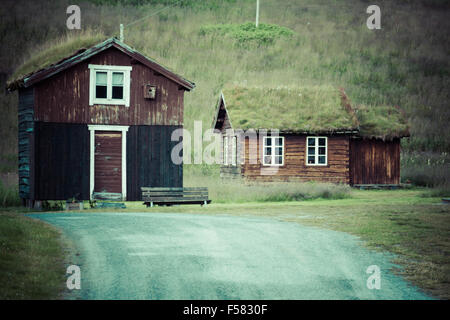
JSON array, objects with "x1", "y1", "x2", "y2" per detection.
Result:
[
  {"x1": 349, "y1": 138, "x2": 400, "y2": 185},
  {"x1": 18, "y1": 88, "x2": 34, "y2": 199},
  {"x1": 34, "y1": 47, "x2": 184, "y2": 126},
  {"x1": 34, "y1": 122, "x2": 90, "y2": 200},
  {"x1": 126, "y1": 125, "x2": 183, "y2": 201},
  {"x1": 94, "y1": 131, "x2": 122, "y2": 193},
  {"x1": 242, "y1": 134, "x2": 350, "y2": 183}
]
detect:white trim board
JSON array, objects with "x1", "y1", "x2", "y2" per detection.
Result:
[{"x1": 88, "y1": 125, "x2": 129, "y2": 200}]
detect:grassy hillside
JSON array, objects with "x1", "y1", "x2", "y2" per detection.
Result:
[{"x1": 0, "y1": 0, "x2": 449, "y2": 184}]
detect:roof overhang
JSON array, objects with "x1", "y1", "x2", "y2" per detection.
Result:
[{"x1": 7, "y1": 37, "x2": 195, "y2": 91}]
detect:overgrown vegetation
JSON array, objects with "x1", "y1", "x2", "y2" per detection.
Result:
[
  {"x1": 0, "y1": 210, "x2": 66, "y2": 299},
  {"x1": 355, "y1": 104, "x2": 410, "y2": 140},
  {"x1": 183, "y1": 165, "x2": 352, "y2": 203},
  {"x1": 221, "y1": 85, "x2": 356, "y2": 132},
  {"x1": 0, "y1": 180, "x2": 21, "y2": 207},
  {"x1": 9, "y1": 31, "x2": 107, "y2": 83},
  {"x1": 402, "y1": 152, "x2": 450, "y2": 189},
  {"x1": 199, "y1": 22, "x2": 294, "y2": 46}
]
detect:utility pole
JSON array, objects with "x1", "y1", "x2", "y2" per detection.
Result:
[
  {"x1": 256, "y1": 0, "x2": 260, "y2": 28},
  {"x1": 120, "y1": 24, "x2": 124, "y2": 42}
]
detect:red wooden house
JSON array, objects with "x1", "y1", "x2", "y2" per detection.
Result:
[{"x1": 7, "y1": 37, "x2": 195, "y2": 206}]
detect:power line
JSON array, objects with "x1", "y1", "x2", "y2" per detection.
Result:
[{"x1": 124, "y1": 0, "x2": 184, "y2": 28}]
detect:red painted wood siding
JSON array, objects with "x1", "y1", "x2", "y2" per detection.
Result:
[{"x1": 34, "y1": 47, "x2": 184, "y2": 126}]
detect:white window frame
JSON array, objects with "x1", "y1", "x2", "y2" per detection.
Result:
[
  {"x1": 306, "y1": 136, "x2": 328, "y2": 166},
  {"x1": 262, "y1": 136, "x2": 284, "y2": 166},
  {"x1": 223, "y1": 136, "x2": 229, "y2": 165},
  {"x1": 88, "y1": 64, "x2": 132, "y2": 107}
]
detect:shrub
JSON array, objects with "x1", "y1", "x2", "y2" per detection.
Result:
[
  {"x1": 199, "y1": 22, "x2": 294, "y2": 46},
  {"x1": 401, "y1": 152, "x2": 450, "y2": 187},
  {"x1": 0, "y1": 181, "x2": 21, "y2": 207}
]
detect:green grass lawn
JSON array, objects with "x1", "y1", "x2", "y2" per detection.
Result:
[
  {"x1": 84, "y1": 188, "x2": 450, "y2": 299},
  {"x1": 0, "y1": 208, "x2": 67, "y2": 299}
]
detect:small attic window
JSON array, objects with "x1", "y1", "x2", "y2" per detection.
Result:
[{"x1": 89, "y1": 64, "x2": 131, "y2": 106}]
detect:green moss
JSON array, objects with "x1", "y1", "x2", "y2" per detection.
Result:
[
  {"x1": 222, "y1": 85, "x2": 356, "y2": 132},
  {"x1": 355, "y1": 104, "x2": 409, "y2": 139},
  {"x1": 9, "y1": 32, "x2": 107, "y2": 83}
]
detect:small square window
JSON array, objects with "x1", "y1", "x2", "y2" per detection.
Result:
[
  {"x1": 89, "y1": 65, "x2": 131, "y2": 106},
  {"x1": 306, "y1": 137, "x2": 327, "y2": 165}
]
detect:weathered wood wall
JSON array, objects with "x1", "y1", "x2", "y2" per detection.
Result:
[
  {"x1": 349, "y1": 138, "x2": 400, "y2": 185},
  {"x1": 241, "y1": 134, "x2": 350, "y2": 183},
  {"x1": 34, "y1": 122, "x2": 90, "y2": 200},
  {"x1": 18, "y1": 88, "x2": 34, "y2": 199},
  {"x1": 34, "y1": 47, "x2": 184, "y2": 126},
  {"x1": 126, "y1": 125, "x2": 183, "y2": 201}
]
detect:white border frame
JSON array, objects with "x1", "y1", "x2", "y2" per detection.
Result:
[
  {"x1": 262, "y1": 136, "x2": 284, "y2": 166},
  {"x1": 88, "y1": 125, "x2": 129, "y2": 200},
  {"x1": 306, "y1": 136, "x2": 328, "y2": 166},
  {"x1": 88, "y1": 64, "x2": 132, "y2": 107}
]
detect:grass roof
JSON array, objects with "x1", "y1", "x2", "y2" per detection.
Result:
[
  {"x1": 354, "y1": 104, "x2": 410, "y2": 139},
  {"x1": 8, "y1": 31, "x2": 107, "y2": 84},
  {"x1": 221, "y1": 85, "x2": 358, "y2": 133}
]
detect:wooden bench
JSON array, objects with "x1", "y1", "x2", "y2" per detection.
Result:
[{"x1": 141, "y1": 187, "x2": 211, "y2": 207}]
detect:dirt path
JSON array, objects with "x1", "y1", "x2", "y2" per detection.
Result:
[{"x1": 31, "y1": 211, "x2": 431, "y2": 300}]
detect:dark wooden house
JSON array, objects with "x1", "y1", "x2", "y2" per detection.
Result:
[
  {"x1": 7, "y1": 37, "x2": 195, "y2": 205},
  {"x1": 212, "y1": 85, "x2": 409, "y2": 185}
]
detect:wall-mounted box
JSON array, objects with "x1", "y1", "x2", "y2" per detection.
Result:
[{"x1": 144, "y1": 84, "x2": 156, "y2": 99}]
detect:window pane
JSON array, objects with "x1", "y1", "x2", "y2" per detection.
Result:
[
  {"x1": 308, "y1": 156, "x2": 315, "y2": 164},
  {"x1": 308, "y1": 137, "x2": 315, "y2": 146},
  {"x1": 96, "y1": 72, "x2": 107, "y2": 85},
  {"x1": 275, "y1": 147, "x2": 282, "y2": 155},
  {"x1": 308, "y1": 147, "x2": 315, "y2": 155},
  {"x1": 318, "y1": 156, "x2": 326, "y2": 164},
  {"x1": 276, "y1": 137, "x2": 283, "y2": 146},
  {"x1": 264, "y1": 155, "x2": 272, "y2": 164},
  {"x1": 264, "y1": 147, "x2": 272, "y2": 156},
  {"x1": 319, "y1": 147, "x2": 326, "y2": 155},
  {"x1": 112, "y1": 72, "x2": 124, "y2": 85},
  {"x1": 318, "y1": 138, "x2": 326, "y2": 146},
  {"x1": 265, "y1": 137, "x2": 272, "y2": 146},
  {"x1": 112, "y1": 86, "x2": 123, "y2": 99},
  {"x1": 275, "y1": 156, "x2": 283, "y2": 164},
  {"x1": 96, "y1": 85, "x2": 107, "y2": 99}
]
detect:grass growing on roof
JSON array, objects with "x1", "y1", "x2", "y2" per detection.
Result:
[
  {"x1": 9, "y1": 30, "x2": 107, "y2": 83},
  {"x1": 222, "y1": 85, "x2": 357, "y2": 132},
  {"x1": 355, "y1": 104, "x2": 410, "y2": 139}
]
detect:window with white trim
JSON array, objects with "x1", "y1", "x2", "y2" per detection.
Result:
[
  {"x1": 263, "y1": 136, "x2": 284, "y2": 166},
  {"x1": 89, "y1": 64, "x2": 131, "y2": 106},
  {"x1": 223, "y1": 136, "x2": 229, "y2": 165},
  {"x1": 306, "y1": 137, "x2": 327, "y2": 165}
]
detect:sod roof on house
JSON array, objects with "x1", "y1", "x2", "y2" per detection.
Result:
[
  {"x1": 218, "y1": 85, "x2": 409, "y2": 139},
  {"x1": 354, "y1": 104, "x2": 410, "y2": 139},
  {"x1": 220, "y1": 85, "x2": 358, "y2": 133},
  {"x1": 7, "y1": 35, "x2": 195, "y2": 91}
]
